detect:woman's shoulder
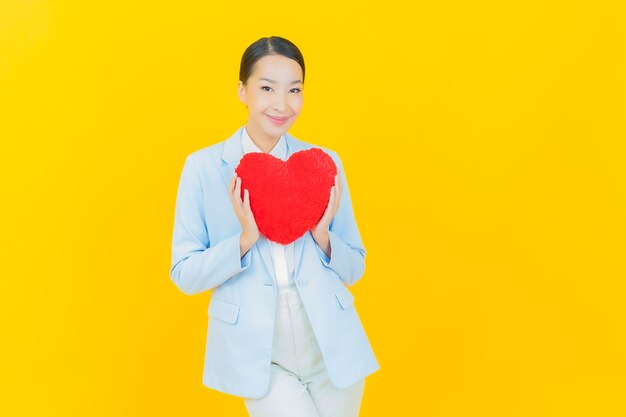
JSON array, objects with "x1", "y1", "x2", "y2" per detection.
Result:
[
  {"x1": 183, "y1": 129, "x2": 239, "y2": 166},
  {"x1": 186, "y1": 142, "x2": 223, "y2": 163}
]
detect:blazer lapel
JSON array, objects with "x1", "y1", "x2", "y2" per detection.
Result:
[
  {"x1": 218, "y1": 126, "x2": 311, "y2": 285},
  {"x1": 218, "y1": 126, "x2": 245, "y2": 186}
]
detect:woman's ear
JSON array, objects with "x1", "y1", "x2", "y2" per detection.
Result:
[{"x1": 237, "y1": 81, "x2": 247, "y2": 105}]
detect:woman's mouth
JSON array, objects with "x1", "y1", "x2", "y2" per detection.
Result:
[{"x1": 265, "y1": 114, "x2": 289, "y2": 126}]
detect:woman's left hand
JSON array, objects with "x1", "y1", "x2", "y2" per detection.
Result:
[{"x1": 310, "y1": 172, "x2": 342, "y2": 241}]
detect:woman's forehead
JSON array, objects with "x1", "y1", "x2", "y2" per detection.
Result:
[{"x1": 251, "y1": 56, "x2": 303, "y2": 82}]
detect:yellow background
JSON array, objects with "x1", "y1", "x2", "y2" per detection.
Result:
[{"x1": 2, "y1": 1, "x2": 625, "y2": 415}]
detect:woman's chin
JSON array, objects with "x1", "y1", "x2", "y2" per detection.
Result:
[{"x1": 263, "y1": 121, "x2": 291, "y2": 135}]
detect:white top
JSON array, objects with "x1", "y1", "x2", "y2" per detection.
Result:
[{"x1": 240, "y1": 125, "x2": 296, "y2": 293}]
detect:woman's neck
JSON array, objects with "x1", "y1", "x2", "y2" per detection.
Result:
[{"x1": 245, "y1": 124, "x2": 279, "y2": 153}]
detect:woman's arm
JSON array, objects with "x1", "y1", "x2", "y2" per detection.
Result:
[{"x1": 169, "y1": 155, "x2": 251, "y2": 295}]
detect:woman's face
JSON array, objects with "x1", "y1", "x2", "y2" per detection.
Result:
[{"x1": 238, "y1": 54, "x2": 304, "y2": 141}]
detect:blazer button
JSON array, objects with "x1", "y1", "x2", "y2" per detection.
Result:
[{"x1": 298, "y1": 279, "x2": 309, "y2": 287}]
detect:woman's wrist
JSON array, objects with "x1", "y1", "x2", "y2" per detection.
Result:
[
  {"x1": 311, "y1": 231, "x2": 331, "y2": 259},
  {"x1": 240, "y1": 231, "x2": 259, "y2": 257}
]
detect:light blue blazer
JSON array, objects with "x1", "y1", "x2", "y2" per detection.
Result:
[{"x1": 170, "y1": 126, "x2": 380, "y2": 399}]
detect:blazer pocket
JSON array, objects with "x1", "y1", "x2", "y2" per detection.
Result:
[
  {"x1": 335, "y1": 287, "x2": 355, "y2": 310},
  {"x1": 208, "y1": 298, "x2": 240, "y2": 325}
]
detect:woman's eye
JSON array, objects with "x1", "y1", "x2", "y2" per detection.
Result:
[
  {"x1": 261, "y1": 86, "x2": 272, "y2": 92},
  {"x1": 290, "y1": 88, "x2": 301, "y2": 93}
]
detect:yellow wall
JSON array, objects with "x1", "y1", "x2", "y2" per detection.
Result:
[{"x1": 2, "y1": 1, "x2": 625, "y2": 415}]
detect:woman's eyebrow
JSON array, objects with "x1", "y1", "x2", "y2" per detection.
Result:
[{"x1": 259, "y1": 77, "x2": 302, "y2": 85}]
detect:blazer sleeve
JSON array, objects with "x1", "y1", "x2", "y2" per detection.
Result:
[
  {"x1": 313, "y1": 151, "x2": 367, "y2": 287},
  {"x1": 169, "y1": 155, "x2": 251, "y2": 295}
]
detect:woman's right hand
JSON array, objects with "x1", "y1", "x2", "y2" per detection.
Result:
[{"x1": 228, "y1": 173, "x2": 260, "y2": 252}]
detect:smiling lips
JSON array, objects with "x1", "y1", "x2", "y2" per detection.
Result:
[{"x1": 266, "y1": 114, "x2": 289, "y2": 126}]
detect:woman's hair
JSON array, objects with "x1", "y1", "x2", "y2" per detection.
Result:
[{"x1": 239, "y1": 36, "x2": 305, "y2": 86}]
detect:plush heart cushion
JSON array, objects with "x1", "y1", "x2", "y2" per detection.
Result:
[{"x1": 235, "y1": 148, "x2": 337, "y2": 245}]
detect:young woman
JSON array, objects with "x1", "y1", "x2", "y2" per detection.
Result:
[{"x1": 170, "y1": 36, "x2": 379, "y2": 417}]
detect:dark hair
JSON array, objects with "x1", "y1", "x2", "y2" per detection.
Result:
[{"x1": 239, "y1": 36, "x2": 305, "y2": 86}]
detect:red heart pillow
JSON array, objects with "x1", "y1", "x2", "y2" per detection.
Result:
[{"x1": 235, "y1": 148, "x2": 337, "y2": 245}]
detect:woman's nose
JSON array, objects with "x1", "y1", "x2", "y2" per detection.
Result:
[{"x1": 273, "y1": 94, "x2": 287, "y2": 111}]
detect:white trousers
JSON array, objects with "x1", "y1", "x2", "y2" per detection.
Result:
[{"x1": 243, "y1": 288, "x2": 366, "y2": 417}]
